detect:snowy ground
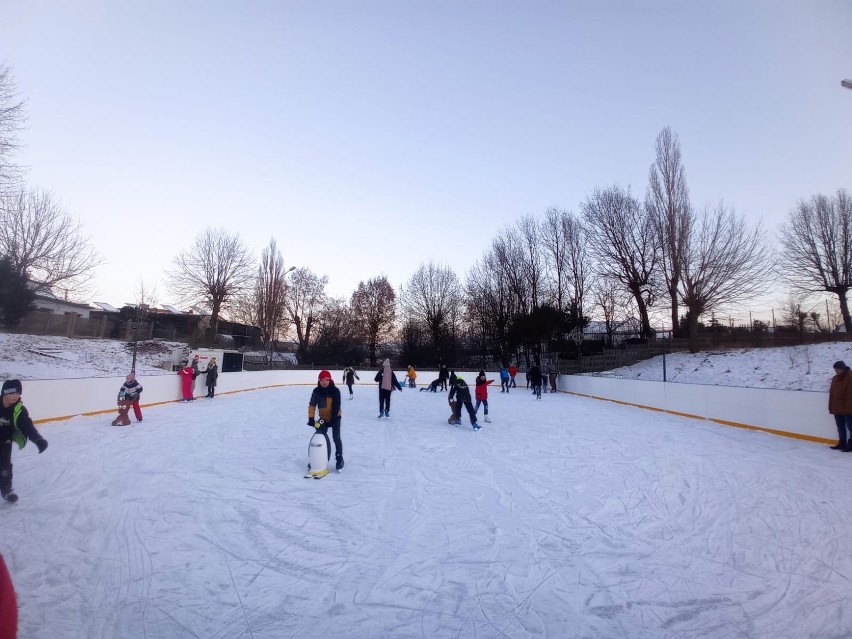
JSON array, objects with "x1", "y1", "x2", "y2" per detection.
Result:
[
  {"x1": 603, "y1": 341, "x2": 852, "y2": 392},
  {"x1": 3, "y1": 381, "x2": 852, "y2": 639}
]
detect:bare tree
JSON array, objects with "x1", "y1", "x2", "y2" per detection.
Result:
[
  {"x1": 582, "y1": 185, "x2": 659, "y2": 338},
  {"x1": 283, "y1": 267, "x2": 328, "y2": 363},
  {"x1": 679, "y1": 204, "x2": 773, "y2": 352},
  {"x1": 166, "y1": 227, "x2": 255, "y2": 344},
  {"x1": 134, "y1": 278, "x2": 159, "y2": 309},
  {"x1": 0, "y1": 64, "x2": 26, "y2": 194},
  {"x1": 592, "y1": 277, "x2": 633, "y2": 347},
  {"x1": 778, "y1": 190, "x2": 852, "y2": 331},
  {"x1": 400, "y1": 262, "x2": 462, "y2": 363},
  {"x1": 231, "y1": 239, "x2": 293, "y2": 360},
  {"x1": 0, "y1": 188, "x2": 102, "y2": 300},
  {"x1": 350, "y1": 275, "x2": 396, "y2": 367},
  {"x1": 646, "y1": 126, "x2": 692, "y2": 333}
]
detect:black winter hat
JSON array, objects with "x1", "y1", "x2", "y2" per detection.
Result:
[
  {"x1": 2, "y1": 379, "x2": 22, "y2": 396},
  {"x1": 834, "y1": 361, "x2": 848, "y2": 370}
]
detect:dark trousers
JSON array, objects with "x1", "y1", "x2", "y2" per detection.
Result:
[
  {"x1": 320, "y1": 419, "x2": 343, "y2": 460},
  {"x1": 454, "y1": 397, "x2": 477, "y2": 424},
  {"x1": 379, "y1": 388, "x2": 392, "y2": 413},
  {"x1": 834, "y1": 414, "x2": 851, "y2": 446},
  {"x1": 509, "y1": 376, "x2": 516, "y2": 388},
  {"x1": 346, "y1": 383, "x2": 354, "y2": 396},
  {"x1": 0, "y1": 442, "x2": 12, "y2": 493}
]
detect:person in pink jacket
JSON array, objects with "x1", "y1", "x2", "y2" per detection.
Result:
[
  {"x1": 474, "y1": 370, "x2": 494, "y2": 423},
  {"x1": 177, "y1": 361, "x2": 195, "y2": 401}
]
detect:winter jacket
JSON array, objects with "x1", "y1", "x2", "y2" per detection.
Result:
[
  {"x1": 828, "y1": 368, "x2": 852, "y2": 414},
  {"x1": 343, "y1": 368, "x2": 359, "y2": 385},
  {"x1": 205, "y1": 364, "x2": 219, "y2": 387},
  {"x1": 449, "y1": 378, "x2": 472, "y2": 403},
  {"x1": 508, "y1": 365, "x2": 518, "y2": 378},
  {"x1": 499, "y1": 367, "x2": 509, "y2": 381},
  {"x1": 374, "y1": 369, "x2": 402, "y2": 392},
  {"x1": 0, "y1": 400, "x2": 44, "y2": 450},
  {"x1": 528, "y1": 366, "x2": 543, "y2": 386},
  {"x1": 308, "y1": 380, "x2": 342, "y2": 425},
  {"x1": 475, "y1": 375, "x2": 493, "y2": 401},
  {"x1": 119, "y1": 379, "x2": 143, "y2": 401}
]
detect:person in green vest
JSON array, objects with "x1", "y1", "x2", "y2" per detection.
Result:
[{"x1": 0, "y1": 379, "x2": 48, "y2": 503}]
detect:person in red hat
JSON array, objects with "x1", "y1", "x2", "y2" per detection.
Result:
[{"x1": 307, "y1": 370, "x2": 344, "y2": 471}]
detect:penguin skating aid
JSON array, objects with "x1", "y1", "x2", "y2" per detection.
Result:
[{"x1": 305, "y1": 420, "x2": 330, "y2": 479}]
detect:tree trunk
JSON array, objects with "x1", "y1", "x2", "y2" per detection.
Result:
[
  {"x1": 687, "y1": 309, "x2": 700, "y2": 354},
  {"x1": 838, "y1": 290, "x2": 852, "y2": 332}
]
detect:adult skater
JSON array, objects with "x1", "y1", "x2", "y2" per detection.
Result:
[
  {"x1": 0, "y1": 379, "x2": 49, "y2": 503},
  {"x1": 828, "y1": 360, "x2": 852, "y2": 451},
  {"x1": 374, "y1": 359, "x2": 402, "y2": 418},
  {"x1": 499, "y1": 365, "x2": 510, "y2": 393},
  {"x1": 528, "y1": 363, "x2": 543, "y2": 399},
  {"x1": 205, "y1": 357, "x2": 219, "y2": 398},
  {"x1": 342, "y1": 366, "x2": 360, "y2": 399},
  {"x1": 449, "y1": 375, "x2": 479, "y2": 430},
  {"x1": 438, "y1": 364, "x2": 449, "y2": 391},
  {"x1": 307, "y1": 370, "x2": 344, "y2": 471}
]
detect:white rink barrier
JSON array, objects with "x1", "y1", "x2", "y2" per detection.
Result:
[
  {"x1": 558, "y1": 374, "x2": 833, "y2": 444},
  {"x1": 20, "y1": 369, "x2": 486, "y2": 425}
]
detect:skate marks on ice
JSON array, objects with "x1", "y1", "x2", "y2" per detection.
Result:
[{"x1": 5, "y1": 386, "x2": 852, "y2": 637}]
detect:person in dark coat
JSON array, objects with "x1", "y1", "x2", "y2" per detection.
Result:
[
  {"x1": 0, "y1": 379, "x2": 48, "y2": 503},
  {"x1": 528, "y1": 364, "x2": 543, "y2": 399},
  {"x1": 342, "y1": 366, "x2": 360, "y2": 399},
  {"x1": 449, "y1": 375, "x2": 479, "y2": 430},
  {"x1": 205, "y1": 357, "x2": 219, "y2": 398},
  {"x1": 438, "y1": 365, "x2": 450, "y2": 391},
  {"x1": 828, "y1": 360, "x2": 852, "y2": 451},
  {"x1": 307, "y1": 370, "x2": 344, "y2": 471},
  {"x1": 374, "y1": 359, "x2": 402, "y2": 418}
]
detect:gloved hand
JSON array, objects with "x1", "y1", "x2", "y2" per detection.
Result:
[
  {"x1": 307, "y1": 418, "x2": 315, "y2": 427},
  {"x1": 35, "y1": 438, "x2": 48, "y2": 454}
]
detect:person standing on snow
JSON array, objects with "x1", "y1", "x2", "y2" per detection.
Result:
[
  {"x1": 528, "y1": 363, "x2": 543, "y2": 399},
  {"x1": 177, "y1": 361, "x2": 195, "y2": 401},
  {"x1": 438, "y1": 364, "x2": 449, "y2": 391},
  {"x1": 374, "y1": 359, "x2": 402, "y2": 418},
  {"x1": 0, "y1": 379, "x2": 48, "y2": 503},
  {"x1": 474, "y1": 370, "x2": 494, "y2": 423},
  {"x1": 342, "y1": 366, "x2": 360, "y2": 399},
  {"x1": 205, "y1": 357, "x2": 219, "y2": 398},
  {"x1": 307, "y1": 370, "x2": 344, "y2": 471},
  {"x1": 449, "y1": 375, "x2": 479, "y2": 430},
  {"x1": 406, "y1": 365, "x2": 417, "y2": 388},
  {"x1": 828, "y1": 360, "x2": 852, "y2": 451}
]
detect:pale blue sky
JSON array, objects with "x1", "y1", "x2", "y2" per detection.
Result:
[{"x1": 1, "y1": 1, "x2": 850, "y2": 317}]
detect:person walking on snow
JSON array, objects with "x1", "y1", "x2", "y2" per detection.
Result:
[
  {"x1": 374, "y1": 359, "x2": 402, "y2": 418},
  {"x1": 205, "y1": 357, "x2": 219, "y2": 398},
  {"x1": 307, "y1": 370, "x2": 344, "y2": 471},
  {"x1": 0, "y1": 379, "x2": 48, "y2": 503},
  {"x1": 342, "y1": 366, "x2": 360, "y2": 399},
  {"x1": 828, "y1": 360, "x2": 852, "y2": 451},
  {"x1": 449, "y1": 376, "x2": 479, "y2": 429},
  {"x1": 177, "y1": 361, "x2": 195, "y2": 401},
  {"x1": 475, "y1": 370, "x2": 494, "y2": 422}
]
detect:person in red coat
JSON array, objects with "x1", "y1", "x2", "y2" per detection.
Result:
[
  {"x1": 177, "y1": 361, "x2": 195, "y2": 401},
  {"x1": 508, "y1": 364, "x2": 518, "y2": 388},
  {"x1": 474, "y1": 370, "x2": 494, "y2": 423},
  {"x1": 0, "y1": 552, "x2": 17, "y2": 639}
]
